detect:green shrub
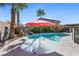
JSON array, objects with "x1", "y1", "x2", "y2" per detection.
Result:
[
  {"x1": 26, "y1": 25, "x2": 62, "y2": 33},
  {"x1": 15, "y1": 27, "x2": 20, "y2": 34},
  {"x1": 41, "y1": 26, "x2": 52, "y2": 32},
  {"x1": 29, "y1": 26, "x2": 40, "y2": 33},
  {"x1": 28, "y1": 26, "x2": 53, "y2": 33}
]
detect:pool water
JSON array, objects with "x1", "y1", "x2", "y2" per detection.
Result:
[{"x1": 28, "y1": 33, "x2": 66, "y2": 42}]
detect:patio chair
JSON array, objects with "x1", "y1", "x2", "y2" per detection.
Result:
[{"x1": 21, "y1": 27, "x2": 33, "y2": 35}]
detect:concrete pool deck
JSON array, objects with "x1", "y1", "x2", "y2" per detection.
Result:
[
  {"x1": 56, "y1": 33, "x2": 79, "y2": 56},
  {"x1": 0, "y1": 33, "x2": 79, "y2": 56}
]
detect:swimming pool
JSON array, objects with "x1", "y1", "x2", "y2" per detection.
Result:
[
  {"x1": 28, "y1": 33, "x2": 66, "y2": 42},
  {"x1": 20, "y1": 33, "x2": 67, "y2": 54}
]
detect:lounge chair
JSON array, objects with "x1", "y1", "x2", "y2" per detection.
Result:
[{"x1": 21, "y1": 27, "x2": 34, "y2": 35}]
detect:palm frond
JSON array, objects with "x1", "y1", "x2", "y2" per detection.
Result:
[
  {"x1": 36, "y1": 9, "x2": 46, "y2": 18},
  {"x1": 17, "y1": 3, "x2": 28, "y2": 10}
]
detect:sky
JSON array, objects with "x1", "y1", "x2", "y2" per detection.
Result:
[{"x1": 0, "y1": 3, "x2": 79, "y2": 25}]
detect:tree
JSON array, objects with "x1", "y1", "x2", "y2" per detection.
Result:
[
  {"x1": 36, "y1": 9, "x2": 45, "y2": 18},
  {"x1": 9, "y1": 3, "x2": 28, "y2": 39},
  {"x1": 9, "y1": 4, "x2": 16, "y2": 39},
  {"x1": 16, "y1": 3, "x2": 28, "y2": 27},
  {"x1": 0, "y1": 3, "x2": 28, "y2": 39},
  {"x1": 0, "y1": 4, "x2": 5, "y2": 7}
]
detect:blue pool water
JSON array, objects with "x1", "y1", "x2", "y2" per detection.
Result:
[{"x1": 27, "y1": 33, "x2": 66, "y2": 42}]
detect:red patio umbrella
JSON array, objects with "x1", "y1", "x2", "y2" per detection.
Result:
[
  {"x1": 26, "y1": 19, "x2": 56, "y2": 26},
  {"x1": 25, "y1": 19, "x2": 56, "y2": 34}
]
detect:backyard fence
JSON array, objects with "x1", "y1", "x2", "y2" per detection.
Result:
[{"x1": 73, "y1": 27, "x2": 79, "y2": 44}]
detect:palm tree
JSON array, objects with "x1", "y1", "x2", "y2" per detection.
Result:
[
  {"x1": 0, "y1": 3, "x2": 28, "y2": 39},
  {"x1": 36, "y1": 9, "x2": 45, "y2": 18},
  {"x1": 0, "y1": 3, "x2": 5, "y2": 7},
  {"x1": 16, "y1": 3, "x2": 28, "y2": 27},
  {"x1": 9, "y1": 4, "x2": 16, "y2": 39},
  {"x1": 9, "y1": 3, "x2": 28, "y2": 39}
]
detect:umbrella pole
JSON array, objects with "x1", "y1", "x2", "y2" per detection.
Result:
[
  {"x1": 39, "y1": 26, "x2": 41, "y2": 55},
  {"x1": 39, "y1": 26, "x2": 41, "y2": 36}
]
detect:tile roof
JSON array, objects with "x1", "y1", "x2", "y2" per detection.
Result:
[{"x1": 37, "y1": 18, "x2": 60, "y2": 23}]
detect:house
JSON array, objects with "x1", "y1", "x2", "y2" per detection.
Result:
[
  {"x1": 37, "y1": 18, "x2": 60, "y2": 24},
  {"x1": 62, "y1": 23, "x2": 79, "y2": 32}
]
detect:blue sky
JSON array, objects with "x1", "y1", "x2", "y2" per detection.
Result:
[{"x1": 0, "y1": 3, "x2": 79, "y2": 25}]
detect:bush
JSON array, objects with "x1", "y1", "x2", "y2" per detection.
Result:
[
  {"x1": 27, "y1": 25, "x2": 62, "y2": 33},
  {"x1": 54, "y1": 25, "x2": 62, "y2": 32},
  {"x1": 28, "y1": 26, "x2": 53, "y2": 33},
  {"x1": 15, "y1": 27, "x2": 20, "y2": 34},
  {"x1": 41, "y1": 26, "x2": 52, "y2": 32},
  {"x1": 28, "y1": 26, "x2": 40, "y2": 33}
]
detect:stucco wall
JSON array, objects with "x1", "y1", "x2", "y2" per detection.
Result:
[{"x1": 0, "y1": 21, "x2": 10, "y2": 38}]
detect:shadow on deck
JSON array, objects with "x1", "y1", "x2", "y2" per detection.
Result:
[{"x1": 3, "y1": 47, "x2": 63, "y2": 56}]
